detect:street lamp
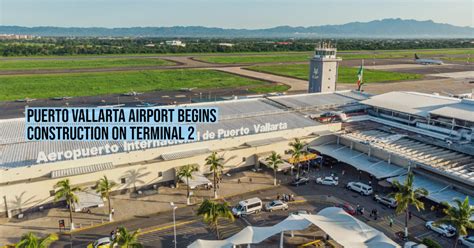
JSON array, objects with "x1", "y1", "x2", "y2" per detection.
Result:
[{"x1": 170, "y1": 202, "x2": 178, "y2": 248}]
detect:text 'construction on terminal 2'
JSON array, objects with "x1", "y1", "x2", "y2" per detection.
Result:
[{"x1": 25, "y1": 107, "x2": 219, "y2": 141}]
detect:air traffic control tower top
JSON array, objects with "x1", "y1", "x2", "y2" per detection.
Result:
[
  {"x1": 313, "y1": 42, "x2": 338, "y2": 58},
  {"x1": 308, "y1": 42, "x2": 342, "y2": 93}
]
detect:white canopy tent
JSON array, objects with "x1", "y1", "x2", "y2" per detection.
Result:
[
  {"x1": 183, "y1": 171, "x2": 212, "y2": 189},
  {"x1": 73, "y1": 191, "x2": 104, "y2": 212},
  {"x1": 259, "y1": 159, "x2": 294, "y2": 172},
  {"x1": 188, "y1": 207, "x2": 399, "y2": 248}
]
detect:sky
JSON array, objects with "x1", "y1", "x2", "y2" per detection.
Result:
[{"x1": 1, "y1": 0, "x2": 473, "y2": 28}]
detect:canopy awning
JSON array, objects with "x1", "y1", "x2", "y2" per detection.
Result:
[
  {"x1": 259, "y1": 159, "x2": 294, "y2": 172},
  {"x1": 310, "y1": 143, "x2": 406, "y2": 179},
  {"x1": 244, "y1": 137, "x2": 286, "y2": 147},
  {"x1": 288, "y1": 153, "x2": 318, "y2": 164},
  {"x1": 73, "y1": 191, "x2": 104, "y2": 212},
  {"x1": 160, "y1": 148, "x2": 210, "y2": 161},
  {"x1": 183, "y1": 171, "x2": 212, "y2": 189},
  {"x1": 388, "y1": 174, "x2": 474, "y2": 207},
  {"x1": 188, "y1": 207, "x2": 398, "y2": 248},
  {"x1": 51, "y1": 162, "x2": 114, "y2": 179}
]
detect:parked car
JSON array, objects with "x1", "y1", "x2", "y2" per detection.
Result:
[
  {"x1": 335, "y1": 203, "x2": 356, "y2": 215},
  {"x1": 459, "y1": 235, "x2": 474, "y2": 247},
  {"x1": 290, "y1": 177, "x2": 310, "y2": 187},
  {"x1": 289, "y1": 210, "x2": 310, "y2": 216},
  {"x1": 404, "y1": 241, "x2": 427, "y2": 248},
  {"x1": 373, "y1": 194, "x2": 398, "y2": 208},
  {"x1": 87, "y1": 237, "x2": 111, "y2": 248},
  {"x1": 346, "y1": 182, "x2": 373, "y2": 196},
  {"x1": 264, "y1": 200, "x2": 289, "y2": 212},
  {"x1": 316, "y1": 176, "x2": 339, "y2": 186},
  {"x1": 425, "y1": 221, "x2": 456, "y2": 238},
  {"x1": 232, "y1": 197, "x2": 263, "y2": 217}
]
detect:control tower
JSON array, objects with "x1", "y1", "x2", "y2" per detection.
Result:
[{"x1": 308, "y1": 42, "x2": 342, "y2": 93}]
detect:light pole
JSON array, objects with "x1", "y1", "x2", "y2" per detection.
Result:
[{"x1": 170, "y1": 202, "x2": 178, "y2": 248}]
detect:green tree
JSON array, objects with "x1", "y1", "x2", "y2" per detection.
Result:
[
  {"x1": 197, "y1": 199, "x2": 234, "y2": 239},
  {"x1": 111, "y1": 226, "x2": 143, "y2": 248},
  {"x1": 205, "y1": 152, "x2": 224, "y2": 199},
  {"x1": 390, "y1": 172, "x2": 428, "y2": 239},
  {"x1": 177, "y1": 164, "x2": 199, "y2": 205},
  {"x1": 265, "y1": 151, "x2": 283, "y2": 186},
  {"x1": 54, "y1": 179, "x2": 82, "y2": 230},
  {"x1": 96, "y1": 175, "x2": 117, "y2": 221},
  {"x1": 436, "y1": 196, "x2": 474, "y2": 248},
  {"x1": 15, "y1": 232, "x2": 58, "y2": 248},
  {"x1": 288, "y1": 138, "x2": 307, "y2": 179}
]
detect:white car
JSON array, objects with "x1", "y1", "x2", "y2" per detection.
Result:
[
  {"x1": 460, "y1": 235, "x2": 474, "y2": 247},
  {"x1": 87, "y1": 237, "x2": 111, "y2": 248},
  {"x1": 425, "y1": 221, "x2": 456, "y2": 238},
  {"x1": 346, "y1": 182, "x2": 373, "y2": 196},
  {"x1": 264, "y1": 200, "x2": 289, "y2": 212},
  {"x1": 316, "y1": 176, "x2": 339, "y2": 186},
  {"x1": 404, "y1": 241, "x2": 427, "y2": 248}
]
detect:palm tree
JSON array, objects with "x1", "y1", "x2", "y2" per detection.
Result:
[
  {"x1": 177, "y1": 164, "x2": 199, "y2": 205},
  {"x1": 111, "y1": 226, "x2": 142, "y2": 248},
  {"x1": 289, "y1": 138, "x2": 307, "y2": 179},
  {"x1": 197, "y1": 199, "x2": 235, "y2": 239},
  {"x1": 205, "y1": 152, "x2": 224, "y2": 199},
  {"x1": 436, "y1": 196, "x2": 474, "y2": 248},
  {"x1": 96, "y1": 175, "x2": 117, "y2": 221},
  {"x1": 15, "y1": 232, "x2": 58, "y2": 248},
  {"x1": 54, "y1": 179, "x2": 81, "y2": 230},
  {"x1": 265, "y1": 151, "x2": 283, "y2": 186},
  {"x1": 390, "y1": 172, "x2": 428, "y2": 239}
]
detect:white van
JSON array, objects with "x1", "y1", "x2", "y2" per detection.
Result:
[
  {"x1": 346, "y1": 182, "x2": 373, "y2": 196},
  {"x1": 232, "y1": 197, "x2": 263, "y2": 217}
]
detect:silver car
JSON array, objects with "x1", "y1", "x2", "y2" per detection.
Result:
[
  {"x1": 264, "y1": 200, "x2": 289, "y2": 212},
  {"x1": 460, "y1": 235, "x2": 474, "y2": 248}
]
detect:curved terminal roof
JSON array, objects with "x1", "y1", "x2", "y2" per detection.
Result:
[{"x1": 361, "y1": 91, "x2": 461, "y2": 118}]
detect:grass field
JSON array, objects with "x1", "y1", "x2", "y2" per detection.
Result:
[
  {"x1": 0, "y1": 58, "x2": 174, "y2": 71},
  {"x1": 196, "y1": 48, "x2": 474, "y2": 64},
  {"x1": 247, "y1": 64, "x2": 423, "y2": 84},
  {"x1": 0, "y1": 69, "x2": 276, "y2": 101}
]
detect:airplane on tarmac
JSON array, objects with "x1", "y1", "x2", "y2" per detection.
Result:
[{"x1": 414, "y1": 54, "x2": 443, "y2": 65}]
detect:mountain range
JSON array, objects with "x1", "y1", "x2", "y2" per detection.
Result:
[{"x1": 1, "y1": 19, "x2": 473, "y2": 38}]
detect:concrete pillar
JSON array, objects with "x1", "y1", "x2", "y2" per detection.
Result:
[
  {"x1": 388, "y1": 153, "x2": 391, "y2": 164},
  {"x1": 368, "y1": 146, "x2": 371, "y2": 157},
  {"x1": 280, "y1": 231, "x2": 284, "y2": 248},
  {"x1": 337, "y1": 136, "x2": 340, "y2": 145},
  {"x1": 350, "y1": 141, "x2": 353, "y2": 150}
]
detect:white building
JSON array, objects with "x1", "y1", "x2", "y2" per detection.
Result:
[{"x1": 165, "y1": 40, "x2": 186, "y2": 47}]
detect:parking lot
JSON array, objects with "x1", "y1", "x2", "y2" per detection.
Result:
[{"x1": 57, "y1": 159, "x2": 470, "y2": 248}]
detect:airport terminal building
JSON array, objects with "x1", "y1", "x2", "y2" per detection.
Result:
[{"x1": 1, "y1": 90, "x2": 473, "y2": 216}]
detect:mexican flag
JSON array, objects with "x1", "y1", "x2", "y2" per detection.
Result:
[{"x1": 356, "y1": 61, "x2": 364, "y2": 91}]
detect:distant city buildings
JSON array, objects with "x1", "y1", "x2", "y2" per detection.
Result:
[
  {"x1": 165, "y1": 40, "x2": 186, "y2": 47},
  {"x1": 218, "y1": 43, "x2": 234, "y2": 47},
  {"x1": 0, "y1": 34, "x2": 37, "y2": 40}
]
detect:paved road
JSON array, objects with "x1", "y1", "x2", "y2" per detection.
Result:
[
  {"x1": 214, "y1": 67, "x2": 308, "y2": 92},
  {"x1": 50, "y1": 162, "x2": 465, "y2": 248}
]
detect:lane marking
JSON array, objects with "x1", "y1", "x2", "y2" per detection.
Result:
[{"x1": 139, "y1": 220, "x2": 198, "y2": 236}]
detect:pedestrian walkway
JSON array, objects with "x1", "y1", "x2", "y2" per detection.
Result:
[
  {"x1": 0, "y1": 170, "x2": 275, "y2": 245},
  {"x1": 368, "y1": 213, "x2": 425, "y2": 240}
]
